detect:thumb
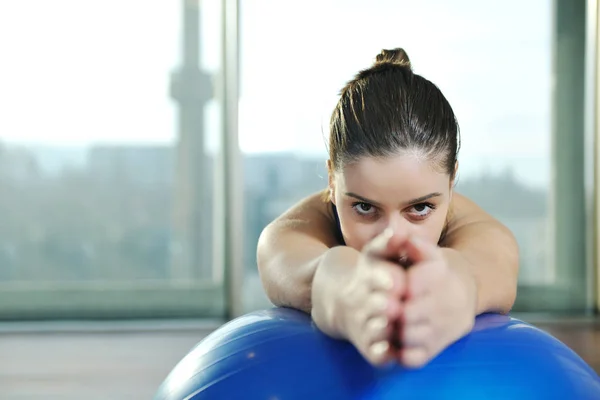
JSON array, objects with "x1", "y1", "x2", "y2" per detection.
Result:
[
  {"x1": 403, "y1": 234, "x2": 441, "y2": 265},
  {"x1": 363, "y1": 228, "x2": 409, "y2": 262}
]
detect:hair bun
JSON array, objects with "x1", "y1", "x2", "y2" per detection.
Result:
[{"x1": 375, "y1": 48, "x2": 411, "y2": 69}]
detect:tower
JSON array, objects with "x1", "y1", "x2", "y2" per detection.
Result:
[{"x1": 170, "y1": 0, "x2": 214, "y2": 280}]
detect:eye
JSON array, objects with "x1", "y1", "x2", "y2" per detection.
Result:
[
  {"x1": 407, "y1": 203, "x2": 435, "y2": 220},
  {"x1": 352, "y1": 202, "x2": 377, "y2": 216}
]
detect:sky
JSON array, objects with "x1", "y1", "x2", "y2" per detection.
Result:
[{"x1": 0, "y1": 0, "x2": 553, "y2": 186}]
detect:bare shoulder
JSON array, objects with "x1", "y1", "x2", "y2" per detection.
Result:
[
  {"x1": 448, "y1": 192, "x2": 491, "y2": 226},
  {"x1": 444, "y1": 191, "x2": 515, "y2": 242},
  {"x1": 275, "y1": 190, "x2": 333, "y2": 223},
  {"x1": 259, "y1": 190, "x2": 340, "y2": 248}
]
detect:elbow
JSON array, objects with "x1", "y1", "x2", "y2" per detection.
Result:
[
  {"x1": 492, "y1": 225, "x2": 519, "y2": 315},
  {"x1": 261, "y1": 275, "x2": 313, "y2": 314},
  {"x1": 480, "y1": 231, "x2": 520, "y2": 316},
  {"x1": 481, "y1": 279, "x2": 517, "y2": 316},
  {"x1": 496, "y1": 256, "x2": 519, "y2": 315},
  {"x1": 505, "y1": 234, "x2": 520, "y2": 314},
  {"x1": 256, "y1": 254, "x2": 285, "y2": 308},
  {"x1": 256, "y1": 228, "x2": 280, "y2": 307},
  {"x1": 256, "y1": 226, "x2": 279, "y2": 296},
  {"x1": 499, "y1": 283, "x2": 518, "y2": 315},
  {"x1": 256, "y1": 248, "x2": 313, "y2": 314},
  {"x1": 256, "y1": 264, "x2": 279, "y2": 306},
  {"x1": 257, "y1": 259, "x2": 315, "y2": 314}
]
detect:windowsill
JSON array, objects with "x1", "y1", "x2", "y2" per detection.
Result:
[{"x1": 0, "y1": 317, "x2": 224, "y2": 335}]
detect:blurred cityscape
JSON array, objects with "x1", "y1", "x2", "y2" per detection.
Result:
[
  {"x1": 0, "y1": 0, "x2": 557, "y2": 318},
  {"x1": 0, "y1": 143, "x2": 550, "y2": 286}
]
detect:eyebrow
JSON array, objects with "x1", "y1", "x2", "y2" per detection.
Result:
[{"x1": 345, "y1": 192, "x2": 442, "y2": 206}]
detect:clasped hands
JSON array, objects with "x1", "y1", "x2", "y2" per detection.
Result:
[{"x1": 336, "y1": 228, "x2": 478, "y2": 368}]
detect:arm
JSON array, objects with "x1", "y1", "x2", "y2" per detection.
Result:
[
  {"x1": 256, "y1": 191, "x2": 342, "y2": 313},
  {"x1": 258, "y1": 196, "x2": 406, "y2": 366},
  {"x1": 440, "y1": 194, "x2": 519, "y2": 315},
  {"x1": 257, "y1": 190, "x2": 519, "y2": 315}
]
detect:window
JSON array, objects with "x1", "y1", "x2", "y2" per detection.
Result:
[
  {"x1": 238, "y1": 0, "x2": 591, "y2": 313},
  {"x1": 0, "y1": 0, "x2": 226, "y2": 319},
  {"x1": 0, "y1": 0, "x2": 591, "y2": 319}
]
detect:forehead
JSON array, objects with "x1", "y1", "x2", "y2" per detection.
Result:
[{"x1": 336, "y1": 154, "x2": 450, "y2": 201}]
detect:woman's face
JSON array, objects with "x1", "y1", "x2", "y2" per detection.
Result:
[{"x1": 329, "y1": 152, "x2": 454, "y2": 251}]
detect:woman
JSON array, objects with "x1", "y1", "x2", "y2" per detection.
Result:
[{"x1": 257, "y1": 48, "x2": 519, "y2": 368}]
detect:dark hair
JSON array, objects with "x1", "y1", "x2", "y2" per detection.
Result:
[{"x1": 328, "y1": 48, "x2": 460, "y2": 178}]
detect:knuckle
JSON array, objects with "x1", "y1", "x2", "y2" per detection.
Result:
[
  {"x1": 368, "y1": 292, "x2": 389, "y2": 313},
  {"x1": 367, "y1": 316, "x2": 389, "y2": 338},
  {"x1": 369, "y1": 267, "x2": 393, "y2": 292}
]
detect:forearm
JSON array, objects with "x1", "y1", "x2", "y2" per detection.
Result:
[
  {"x1": 256, "y1": 192, "x2": 351, "y2": 316},
  {"x1": 257, "y1": 217, "x2": 339, "y2": 314},
  {"x1": 259, "y1": 255, "x2": 318, "y2": 314},
  {"x1": 442, "y1": 222, "x2": 519, "y2": 315},
  {"x1": 311, "y1": 246, "x2": 360, "y2": 339}
]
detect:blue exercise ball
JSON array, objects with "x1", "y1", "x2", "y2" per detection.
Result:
[{"x1": 154, "y1": 307, "x2": 600, "y2": 400}]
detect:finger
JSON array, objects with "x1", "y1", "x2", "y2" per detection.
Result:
[
  {"x1": 406, "y1": 261, "x2": 444, "y2": 298},
  {"x1": 401, "y1": 322, "x2": 433, "y2": 348},
  {"x1": 399, "y1": 346, "x2": 430, "y2": 369},
  {"x1": 356, "y1": 310, "x2": 396, "y2": 366},
  {"x1": 363, "y1": 228, "x2": 409, "y2": 261},
  {"x1": 402, "y1": 295, "x2": 433, "y2": 325},
  {"x1": 365, "y1": 340, "x2": 394, "y2": 366},
  {"x1": 362, "y1": 292, "x2": 402, "y2": 321},
  {"x1": 362, "y1": 293, "x2": 389, "y2": 319},
  {"x1": 369, "y1": 262, "x2": 406, "y2": 297},
  {"x1": 358, "y1": 291, "x2": 403, "y2": 338},
  {"x1": 403, "y1": 235, "x2": 442, "y2": 265},
  {"x1": 386, "y1": 294, "x2": 403, "y2": 322},
  {"x1": 364, "y1": 315, "x2": 393, "y2": 345}
]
